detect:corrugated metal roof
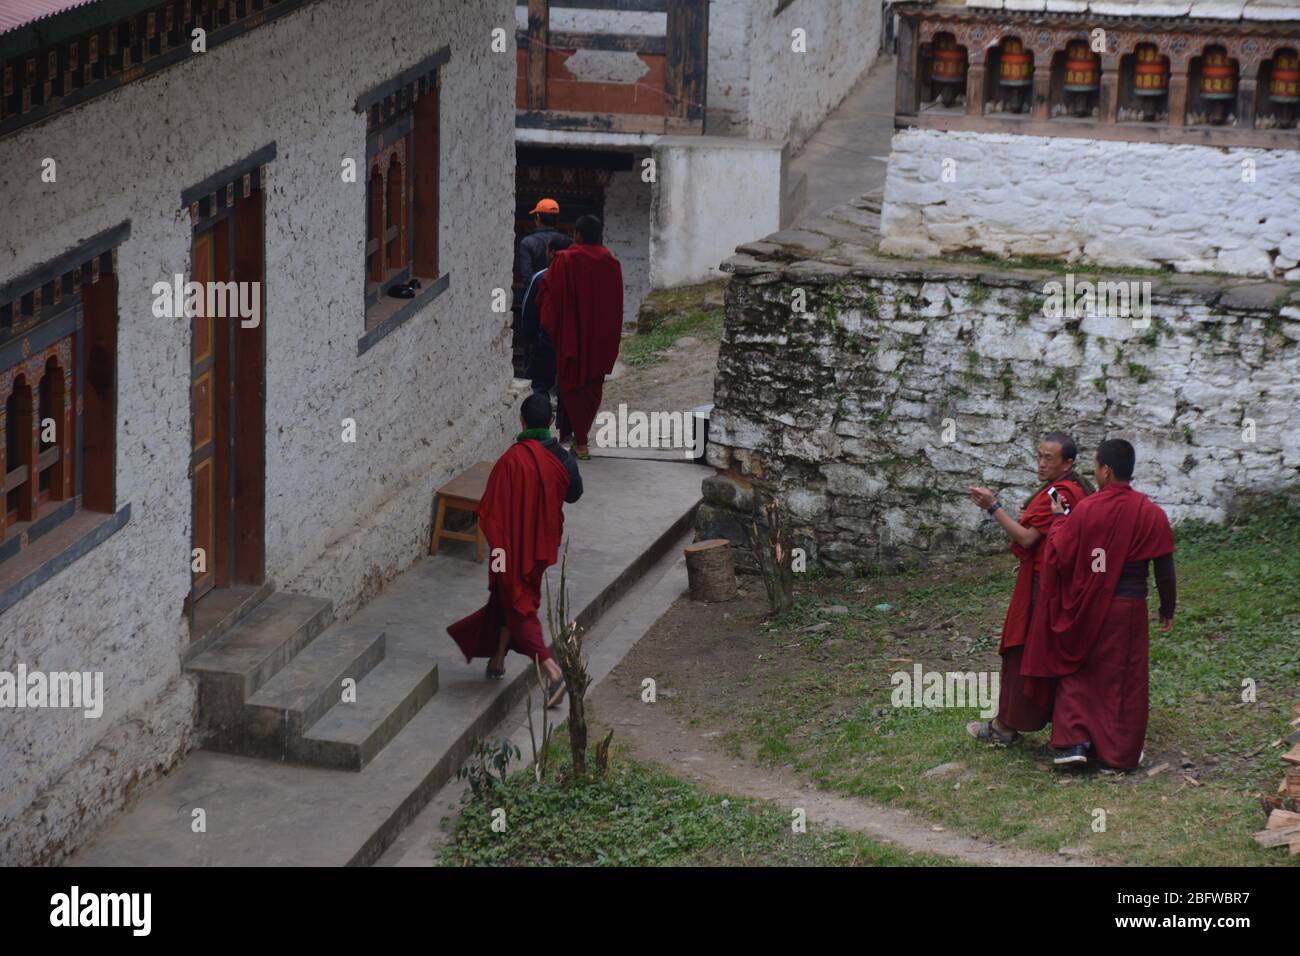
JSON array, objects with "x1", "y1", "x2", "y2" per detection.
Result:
[{"x1": 0, "y1": 0, "x2": 100, "y2": 37}]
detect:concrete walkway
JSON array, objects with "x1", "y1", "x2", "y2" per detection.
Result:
[
  {"x1": 71, "y1": 455, "x2": 704, "y2": 866},
  {"x1": 789, "y1": 55, "x2": 897, "y2": 226}
]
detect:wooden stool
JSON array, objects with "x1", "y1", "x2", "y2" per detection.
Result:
[{"x1": 430, "y1": 460, "x2": 494, "y2": 561}]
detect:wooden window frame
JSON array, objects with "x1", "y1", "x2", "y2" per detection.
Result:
[
  {"x1": 356, "y1": 48, "x2": 448, "y2": 339},
  {"x1": 0, "y1": 225, "x2": 123, "y2": 575}
]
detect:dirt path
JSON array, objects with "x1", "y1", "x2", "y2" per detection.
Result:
[
  {"x1": 587, "y1": 602, "x2": 1083, "y2": 868},
  {"x1": 602, "y1": 335, "x2": 720, "y2": 416}
]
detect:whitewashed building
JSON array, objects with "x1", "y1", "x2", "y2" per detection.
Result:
[
  {"x1": 0, "y1": 0, "x2": 517, "y2": 865},
  {"x1": 509, "y1": 0, "x2": 883, "y2": 364}
]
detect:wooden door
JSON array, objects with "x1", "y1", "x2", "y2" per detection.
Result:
[{"x1": 191, "y1": 230, "x2": 217, "y2": 601}]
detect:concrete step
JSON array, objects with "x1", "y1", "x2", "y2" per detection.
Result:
[
  {"x1": 228, "y1": 623, "x2": 388, "y2": 762},
  {"x1": 186, "y1": 592, "x2": 334, "y2": 735},
  {"x1": 186, "y1": 582, "x2": 276, "y2": 661},
  {"x1": 299, "y1": 652, "x2": 439, "y2": 771},
  {"x1": 70, "y1": 458, "x2": 703, "y2": 867}
]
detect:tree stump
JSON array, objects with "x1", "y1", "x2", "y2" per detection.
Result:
[{"x1": 685, "y1": 538, "x2": 738, "y2": 603}]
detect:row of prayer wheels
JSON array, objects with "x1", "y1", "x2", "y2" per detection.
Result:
[{"x1": 930, "y1": 37, "x2": 1299, "y2": 117}]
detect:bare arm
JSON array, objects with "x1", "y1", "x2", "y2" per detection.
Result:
[
  {"x1": 970, "y1": 486, "x2": 1040, "y2": 549},
  {"x1": 993, "y1": 506, "x2": 1042, "y2": 550}
]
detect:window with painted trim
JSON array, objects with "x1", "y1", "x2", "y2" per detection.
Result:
[
  {"x1": 0, "y1": 244, "x2": 117, "y2": 567},
  {"x1": 363, "y1": 67, "x2": 440, "y2": 328}
]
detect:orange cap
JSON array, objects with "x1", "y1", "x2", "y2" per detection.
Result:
[{"x1": 529, "y1": 198, "x2": 560, "y2": 215}]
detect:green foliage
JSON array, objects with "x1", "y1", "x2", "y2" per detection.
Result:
[
  {"x1": 966, "y1": 282, "x2": 991, "y2": 308},
  {"x1": 455, "y1": 737, "x2": 522, "y2": 802},
  {"x1": 1037, "y1": 368, "x2": 1066, "y2": 392},
  {"x1": 1015, "y1": 295, "x2": 1039, "y2": 324},
  {"x1": 1127, "y1": 362, "x2": 1152, "y2": 384},
  {"x1": 622, "y1": 308, "x2": 723, "y2": 370},
  {"x1": 440, "y1": 744, "x2": 954, "y2": 867}
]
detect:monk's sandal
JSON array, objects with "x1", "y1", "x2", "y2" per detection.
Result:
[{"x1": 967, "y1": 720, "x2": 1020, "y2": 746}]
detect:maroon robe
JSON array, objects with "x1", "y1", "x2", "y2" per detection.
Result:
[
  {"x1": 996, "y1": 479, "x2": 1085, "y2": 732},
  {"x1": 540, "y1": 243, "x2": 623, "y2": 446},
  {"x1": 447, "y1": 439, "x2": 571, "y2": 663},
  {"x1": 1022, "y1": 482, "x2": 1174, "y2": 767}
]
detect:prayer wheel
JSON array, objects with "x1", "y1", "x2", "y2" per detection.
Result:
[
  {"x1": 1200, "y1": 48, "x2": 1237, "y2": 100},
  {"x1": 999, "y1": 37, "x2": 1032, "y2": 112},
  {"x1": 1063, "y1": 40, "x2": 1100, "y2": 116},
  {"x1": 1063, "y1": 41, "x2": 1100, "y2": 92},
  {"x1": 1269, "y1": 50, "x2": 1299, "y2": 103},
  {"x1": 1199, "y1": 47, "x2": 1237, "y2": 125},
  {"x1": 931, "y1": 34, "x2": 966, "y2": 107},
  {"x1": 1132, "y1": 44, "x2": 1168, "y2": 121},
  {"x1": 999, "y1": 37, "x2": 1032, "y2": 87},
  {"x1": 1132, "y1": 44, "x2": 1168, "y2": 97},
  {"x1": 1268, "y1": 50, "x2": 1299, "y2": 127}
]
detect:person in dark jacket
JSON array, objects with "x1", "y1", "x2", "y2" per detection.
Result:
[
  {"x1": 521, "y1": 392, "x2": 583, "y2": 504},
  {"x1": 520, "y1": 234, "x2": 572, "y2": 396},
  {"x1": 516, "y1": 198, "x2": 566, "y2": 297}
]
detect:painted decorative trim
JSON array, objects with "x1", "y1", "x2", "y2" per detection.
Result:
[
  {"x1": 0, "y1": 0, "x2": 322, "y2": 142},
  {"x1": 180, "y1": 142, "x2": 277, "y2": 208},
  {"x1": 355, "y1": 46, "x2": 451, "y2": 114},
  {"x1": 0, "y1": 222, "x2": 130, "y2": 311},
  {"x1": 0, "y1": 503, "x2": 131, "y2": 617},
  {"x1": 357, "y1": 273, "x2": 450, "y2": 356}
]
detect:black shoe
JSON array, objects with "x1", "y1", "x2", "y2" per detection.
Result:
[
  {"x1": 545, "y1": 676, "x2": 567, "y2": 709},
  {"x1": 1053, "y1": 744, "x2": 1089, "y2": 766},
  {"x1": 485, "y1": 663, "x2": 506, "y2": 680}
]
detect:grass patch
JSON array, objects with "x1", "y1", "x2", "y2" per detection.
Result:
[
  {"x1": 680, "y1": 496, "x2": 1300, "y2": 866},
  {"x1": 622, "y1": 308, "x2": 724, "y2": 370},
  {"x1": 438, "y1": 743, "x2": 954, "y2": 867}
]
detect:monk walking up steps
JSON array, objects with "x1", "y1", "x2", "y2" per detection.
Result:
[
  {"x1": 447, "y1": 394, "x2": 583, "y2": 708},
  {"x1": 965, "y1": 432, "x2": 1089, "y2": 746},
  {"x1": 1023, "y1": 439, "x2": 1176, "y2": 771},
  {"x1": 540, "y1": 214, "x2": 624, "y2": 461}
]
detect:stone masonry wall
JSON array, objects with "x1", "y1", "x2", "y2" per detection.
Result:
[
  {"x1": 703, "y1": 240, "x2": 1300, "y2": 573},
  {"x1": 881, "y1": 129, "x2": 1300, "y2": 279},
  {"x1": 0, "y1": 0, "x2": 516, "y2": 864}
]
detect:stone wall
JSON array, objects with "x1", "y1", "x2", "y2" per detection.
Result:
[
  {"x1": 881, "y1": 128, "x2": 1300, "y2": 279},
  {"x1": 0, "y1": 0, "x2": 516, "y2": 865},
  {"x1": 702, "y1": 242, "x2": 1300, "y2": 573}
]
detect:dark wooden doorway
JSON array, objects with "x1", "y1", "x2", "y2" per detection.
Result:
[
  {"x1": 190, "y1": 189, "x2": 266, "y2": 626},
  {"x1": 514, "y1": 149, "x2": 626, "y2": 377}
]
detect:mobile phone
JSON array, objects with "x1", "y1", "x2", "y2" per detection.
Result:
[{"x1": 1047, "y1": 486, "x2": 1070, "y2": 515}]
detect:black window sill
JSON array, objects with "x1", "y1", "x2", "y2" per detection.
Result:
[
  {"x1": 0, "y1": 504, "x2": 131, "y2": 617},
  {"x1": 358, "y1": 273, "x2": 450, "y2": 356}
]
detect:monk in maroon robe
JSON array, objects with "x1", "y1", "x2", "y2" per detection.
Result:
[
  {"x1": 447, "y1": 395, "x2": 582, "y2": 707},
  {"x1": 966, "y1": 432, "x2": 1089, "y2": 745},
  {"x1": 1023, "y1": 438, "x2": 1175, "y2": 770},
  {"x1": 540, "y1": 214, "x2": 623, "y2": 460}
]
